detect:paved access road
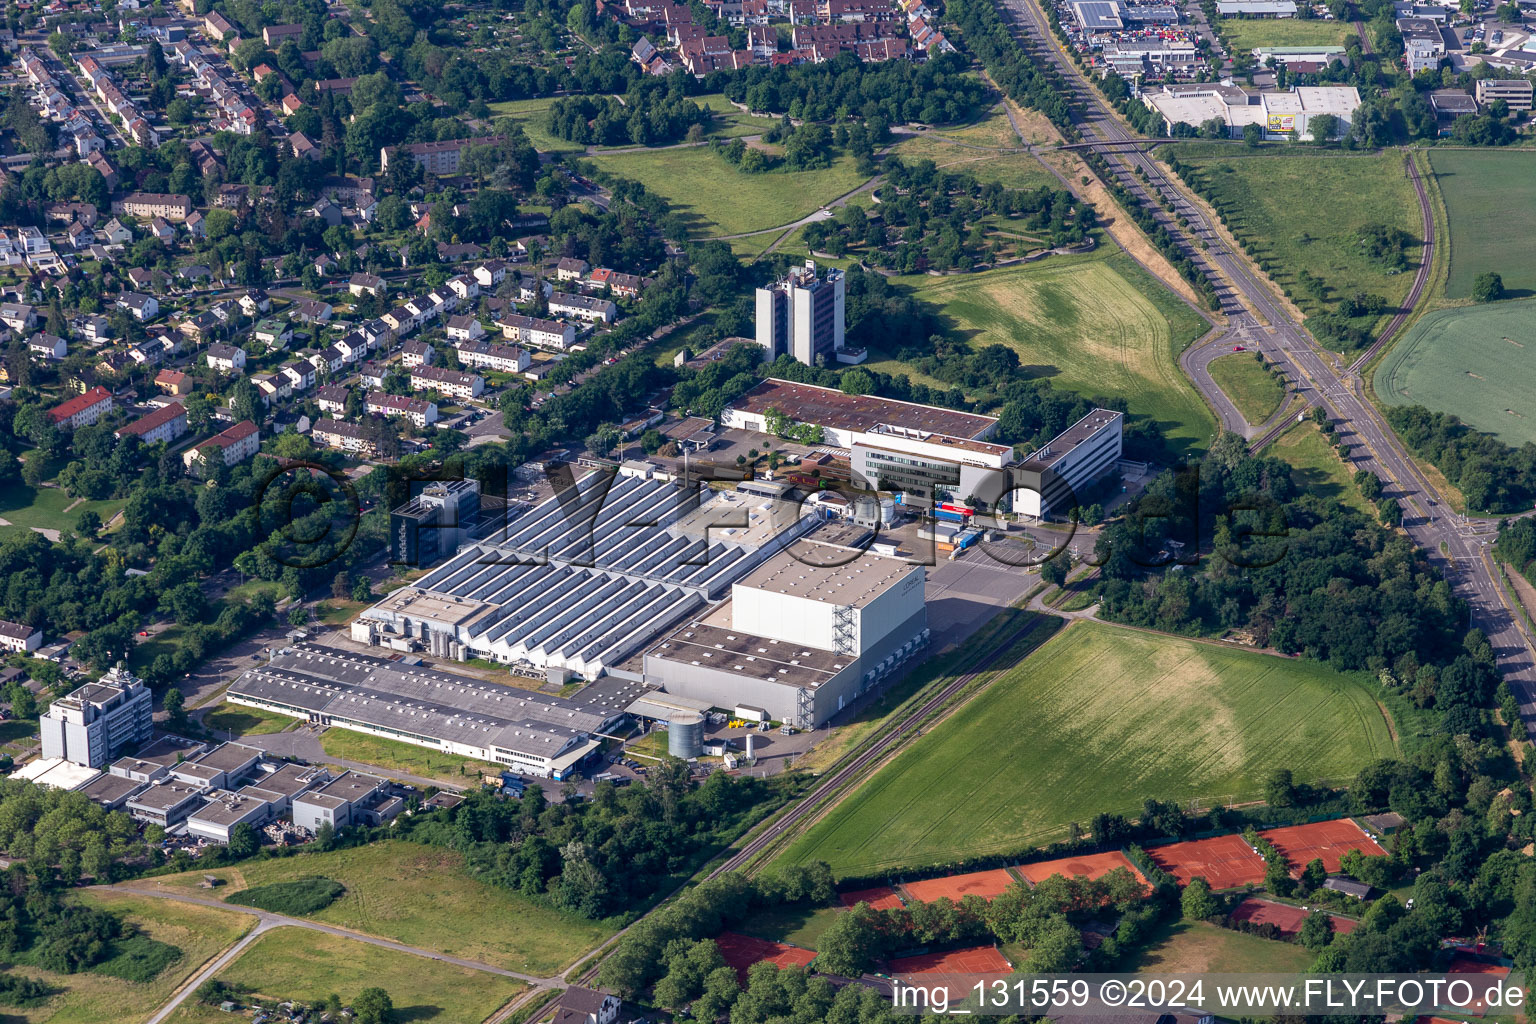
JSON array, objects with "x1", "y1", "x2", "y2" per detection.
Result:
[{"x1": 1001, "y1": 0, "x2": 1536, "y2": 721}]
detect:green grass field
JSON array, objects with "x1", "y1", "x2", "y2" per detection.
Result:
[
  {"x1": 1377, "y1": 299, "x2": 1536, "y2": 448},
  {"x1": 164, "y1": 927, "x2": 524, "y2": 1024},
  {"x1": 737, "y1": 903, "x2": 845, "y2": 949},
  {"x1": 1169, "y1": 149, "x2": 1421, "y2": 322},
  {"x1": 0, "y1": 483, "x2": 123, "y2": 539},
  {"x1": 1131, "y1": 919, "x2": 1312, "y2": 988},
  {"x1": 1429, "y1": 150, "x2": 1536, "y2": 299},
  {"x1": 585, "y1": 146, "x2": 871, "y2": 238},
  {"x1": 1272, "y1": 422, "x2": 1372, "y2": 516},
  {"x1": 3, "y1": 891, "x2": 252, "y2": 1024},
  {"x1": 778, "y1": 621, "x2": 1394, "y2": 877},
  {"x1": 319, "y1": 728, "x2": 504, "y2": 783},
  {"x1": 889, "y1": 251, "x2": 1215, "y2": 455},
  {"x1": 142, "y1": 841, "x2": 612, "y2": 975},
  {"x1": 1209, "y1": 351, "x2": 1285, "y2": 425},
  {"x1": 1218, "y1": 16, "x2": 1356, "y2": 51},
  {"x1": 202, "y1": 703, "x2": 294, "y2": 738}
]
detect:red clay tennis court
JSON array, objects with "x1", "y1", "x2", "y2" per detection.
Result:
[
  {"x1": 1231, "y1": 898, "x2": 1357, "y2": 937},
  {"x1": 889, "y1": 945, "x2": 1012, "y2": 975},
  {"x1": 715, "y1": 932, "x2": 816, "y2": 983},
  {"x1": 1016, "y1": 851, "x2": 1148, "y2": 888},
  {"x1": 1147, "y1": 834, "x2": 1266, "y2": 888},
  {"x1": 1259, "y1": 819, "x2": 1387, "y2": 873},
  {"x1": 839, "y1": 886, "x2": 904, "y2": 910},
  {"x1": 1447, "y1": 954, "x2": 1511, "y2": 1012},
  {"x1": 901, "y1": 868, "x2": 1018, "y2": 904}
]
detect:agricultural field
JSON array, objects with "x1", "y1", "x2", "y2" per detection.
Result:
[
  {"x1": 888, "y1": 251, "x2": 1215, "y2": 455},
  {"x1": 1271, "y1": 422, "x2": 1372, "y2": 516},
  {"x1": 585, "y1": 146, "x2": 871, "y2": 238},
  {"x1": 1429, "y1": 150, "x2": 1536, "y2": 299},
  {"x1": 319, "y1": 727, "x2": 504, "y2": 783},
  {"x1": 201, "y1": 703, "x2": 294, "y2": 738},
  {"x1": 779, "y1": 621, "x2": 1394, "y2": 877},
  {"x1": 139, "y1": 840, "x2": 613, "y2": 975},
  {"x1": 2, "y1": 890, "x2": 252, "y2": 1024},
  {"x1": 1168, "y1": 149, "x2": 1421, "y2": 321},
  {"x1": 164, "y1": 927, "x2": 524, "y2": 1024},
  {"x1": 1377, "y1": 299, "x2": 1536, "y2": 448},
  {"x1": 1209, "y1": 351, "x2": 1286, "y2": 425},
  {"x1": 1218, "y1": 16, "x2": 1356, "y2": 51}
]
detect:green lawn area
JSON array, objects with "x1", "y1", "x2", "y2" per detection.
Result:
[
  {"x1": 0, "y1": 482, "x2": 124, "y2": 540},
  {"x1": 1378, "y1": 298, "x2": 1536, "y2": 448},
  {"x1": 202, "y1": 702, "x2": 295, "y2": 738},
  {"x1": 888, "y1": 104, "x2": 1057, "y2": 194},
  {"x1": 1130, "y1": 919, "x2": 1313, "y2": 998},
  {"x1": 1428, "y1": 150, "x2": 1536, "y2": 299},
  {"x1": 585, "y1": 146, "x2": 871, "y2": 238},
  {"x1": 1219, "y1": 16, "x2": 1356, "y2": 51},
  {"x1": 778, "y1": 620, "x2": 1395, "y2": 877},
  {"x1": 489, "y1": 96, "x2": 581, "y2": 153},
  {"x1": 3, "y1": 890, "x2": 252, "y2": 1024},
  {"x1": 1271, "y1": 422, "x2": 1373, "y2": 516},
  {"x1": 889, "y1": 250, "x2": 1215, "y2": 456},
  {"x1": 163, "y1": 926, "x2": 524, "y2": 1024},
  {"x1": 140, "y1": 840, "x2": 613, "y2": 975},
  {"x1": 1168, "y1": 149, "x2": 1421, "y2": 327},
  {"x1": 319, "y1": 728, "x2": 504, "y2": 784},
  {"x1": 0, "y1": 716, "x2": 37, "y2": 751},
  {"x1": 1209, "y1": 351, "x2": 1286, "y2": 425},
  {"x1": 736, "y1": 903, "x2": 845, "y2": 950}
]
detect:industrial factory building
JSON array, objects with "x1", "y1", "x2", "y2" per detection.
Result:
[
  {"x1": 351, "y1": 473, "x2": 815, "y2": 678},
  {"x1": 643, "y1": 549, "x2": 929, "y2": 728},
  {"x1": 1013, "y1": 409, "x2": 1123, "y2": 518},
  {"x1": 227, "y1": 642, "x2": 629, "y2": 779}
]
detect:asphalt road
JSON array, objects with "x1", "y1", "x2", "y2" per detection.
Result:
[{"x1": 1003, "y1": 0, "x2": 1536, "y2": 720}]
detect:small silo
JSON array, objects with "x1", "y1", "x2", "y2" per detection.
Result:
[{"x1": 668, "y1": 712, "x2": 705, "y2": 758}]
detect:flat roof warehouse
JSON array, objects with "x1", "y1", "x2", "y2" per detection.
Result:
[{"x1": 727, "y1": 378, "x2": 999, "y2": 440}]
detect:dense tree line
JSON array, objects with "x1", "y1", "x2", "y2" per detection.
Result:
[
  {"x1": 1495, "y1": 517, "x2": 1536, "y2": 588},
  {"x1": 945, "y1": 0, "x2": 1074, "y2": 129},
  {"x1": 546, "y1": 86, "x2": 713, "y2": 147},
  {"x1": 399, "y1": 763, "x2": 801, "y2": 919},
  {"x1": 1092, "y1": 434, "x2": 1497, "y2": 732},
  {"x1": 1385, "y1": 405, "x2": 1536, "y2": 514},
  {"x1": 714, "y1": 51, "x2": 988, "y2": 126}
]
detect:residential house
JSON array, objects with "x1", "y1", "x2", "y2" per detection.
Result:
[
  {"x1": 99, "y1": 218, "x2": 132, "y2": 245},
  {"x1": 279, "y1": 360, "x2": 315, "y2": 391},
  {"x1": 253, "y1": 319, "x2": 292, "y2": 349},
  {"x1": 456, "y1": 339, "x2": 530, "y2": 374},
  {"x1": 49, "y1": 386, "x2": 114, "y2": 428},
  {"x1": 445, "y1": 315, "x2": 485, "y2": 343},
  {"x1": 183, "y1": 420, "x2": 259, "y2": 477},
  {"x1": 155, "y1": 368, "x2": 192, "y2": 395},
  {"x1": 312, "y1": 418, "x2": 381, "y2": 457},
  {"x1": 112, "y1": 192, "x2": 192, "y2": 221},
  {"x1": 497, "y1": 314, "x2": 575, "y2": 350},
  {"x1": 293, "y1": 299, "x2": 332, "y2": 323},
  {"x1": 549, "y1": 291, "x2": 618, "y2": 323},
  {"x1": 114, "y1": 401, "x2": 187, "y2": 445},
  {"x1": 28, "y1": 334, "x2": 66, "y2": 360},
  {"x1": 400, "y1": 340, "x2": 435, "y2": 368},
  {"x1": 205, "y1": 343, "x2": 246, "y2": 373},
  {"x1": 118, "y1": 292, "x2": 158, "y2": 321},
  {"x1": 366, "y1": 391, "x2": 438, "y2": 427},
  {"x1": 409, "y1": 365, "x2": 484, "y2": 400},
  {"x1": 0, "y1": 303, "x2": 36, "y2": 332},
  {"x1": 315, "y1": 385, "x2": 350, "y2": 416},
  {"x1": 348, "y1": 272, "x2": 384, "y2": 297},
  {"x1": 555, "y1": 256, "x2": 590, "y2": 281}
]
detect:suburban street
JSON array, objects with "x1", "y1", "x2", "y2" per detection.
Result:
[{"x1": 1003, "y1": 0, "x2": 1536, "y2": 719}]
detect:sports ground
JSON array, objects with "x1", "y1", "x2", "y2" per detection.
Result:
[
  {"x1": 839, "y1": 886, "x2": 905, "y2": 910},
  {"x1": 889, "y1": 945, "x2": 1012, "y2": 975},
  {"x1": 903, "y1": 868, "x2": 1018, "y2": 904},
  {"x1": 1148, "y1": 834, "x2": 1267, "y2": 888},
  {"x1": 1230, "y1": 897, "x2": 1357, "y2": 937},
  {"x1": 715, "y1": 932, "x2": 817, "y2": 983},
  {"x1": 1261, "y1": 819, "x2": 1386, "y2": 873},
  {"x1": 778, "y1": 622, "x2": 1395, "y2": 877},
  {"x1": 1016, "y1": 851, "x2": 1147, "y2": 888},
  {"x1": 1428, "y1": 150, "x2": 1536, "y2": 299},
  {"x1": 1377, "y1": 299, "x2": 1536, "y2": 448}
]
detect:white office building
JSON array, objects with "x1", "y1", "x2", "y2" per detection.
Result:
[
  {"x1": 755, "y1": 261, "x2": 860, "y2": 366},
  {"x1": 40, "y1": 663, "x2": 154, "y2": 768},
  {"x1": 1012, "y1": 409, "x2": 1123, "y2": 518}
]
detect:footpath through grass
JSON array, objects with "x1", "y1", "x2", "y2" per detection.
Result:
[
  {"x1": 779, "y1": 620, "x2": 1395, "y2": 877},
  {"x1": 889, "y1": 250, "x2": 1215, "y2": 456},
  {"x1": 1209, "y1": 350, "x2": 1285, "y2": 425},
  {"x1": 139, "y1": 841, "x2": 613, "y2": 975},
  {"x1": 164, "y1": 927, "x2": 525, "y2": 1024},
  {"x1": 1429, "y1": 149, "x2": 1536, "y2": 299},
  {"x1": 584, "y1": 146, "x2": 870, "y2": 238},
  {"x1": 2, "y1": 890, "x2": 252, "y2": 1024}
]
